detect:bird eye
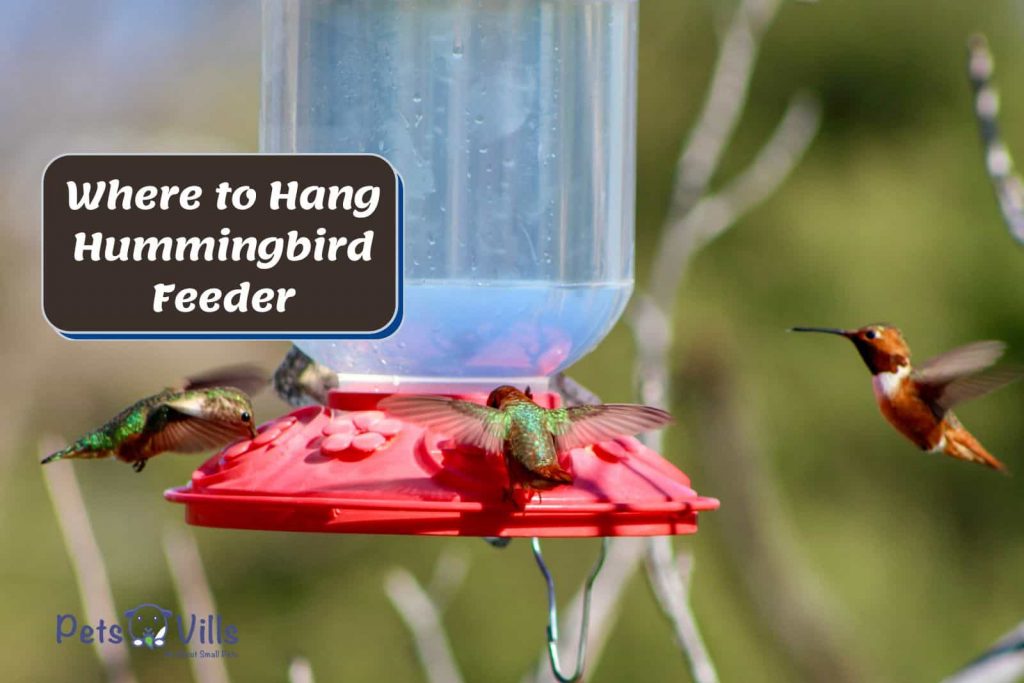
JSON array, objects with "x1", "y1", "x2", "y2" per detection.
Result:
[
  {"x1": 240, "y1": 411, "x2": 251, "y2": 422},
  {"x1": 865, "y1": 329, "x2": 878, "y2": 340}
]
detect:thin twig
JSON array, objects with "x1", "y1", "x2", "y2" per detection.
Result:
[
  {"x1": 288, "y1": 657, "x2": 316, "y2": 683},
  {"x1": 426, "y1": 548, "x2": 470, "y2": 611},
  {"x1": 162, "y1": 527, "x2": 231, "y2": 683},
  {"x1": 942, "y1": 620, "x2": 1024, "y2": 683},
  {"x1": 550, "y1": 373, "x2": 601, "y2": 407},
  {"x1": 41, "y1": 438, "x2": 137, "y2": 683},
  {"x1": 384, "y1": 555, "x2": 466, "y2": 683},
  {"x1": 631, "y1": 296, "x2": 673, "y2": 408},
  {"x1": 669, "y1": 0, "x2": 782, "y2": 220},
  {"x1": 966, "y1": 34, "x2": 1024, "y2": 244},
  {"x1": 942, "y1": 35, "x2": 1024, "y2": 682},
  {"x1": 650, "y1": 92, "x2": 822, "y2": 308},
  {"x1": 644, "y1": 541, "x2": 718, "y2": 683}
]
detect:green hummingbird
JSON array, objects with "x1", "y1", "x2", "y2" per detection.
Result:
[
  {"x1": 273, "y1": 345, "x2": 338, "y2": 407},
  {"x1": 379, "y1": 385, "x2": 673, "y2": 501},
  {"x1": 40, "y1": 366, "x2": 268, "y2": 472}
]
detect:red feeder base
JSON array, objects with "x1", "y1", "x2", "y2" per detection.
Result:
[{"x1": 165, "y1": 391, "x2": 719, "y2": 537}]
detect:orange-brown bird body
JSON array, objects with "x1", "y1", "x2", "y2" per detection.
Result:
[{"x1": 792, "y1": 324, "x2": 1020, "y2": 472}]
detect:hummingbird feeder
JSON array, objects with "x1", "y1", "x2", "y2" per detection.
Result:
[{"x1": 166, "y1": 2, "x2": 718, "y2": 680}]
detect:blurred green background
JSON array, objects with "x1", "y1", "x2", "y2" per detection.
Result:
[{"x1": 3, "y1": 1, "x2": 1024, "y2": 681}]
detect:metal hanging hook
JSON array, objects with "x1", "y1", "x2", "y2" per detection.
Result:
[{"x1": 530, "y1": 536, "x2": 610, "y2": 683}]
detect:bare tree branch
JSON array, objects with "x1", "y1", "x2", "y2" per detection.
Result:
[
  {"x1": 940, "y1": 34, "x2": 1024, "y2": 682},
  {"x1": 384, "y1": 553, "x2": 466, "y2": 683},
  {"x1": 41, "y1": 439, "x2": 137, "y2": 683},
  {"x1": 529, "y1": 4, "x2": 821, "y2": 683},
  {"x1": 670, "y1": 0, "x2": 782, "y2": 220},
  {"x1": 650, "y1": 92, "x2": 822, "y2": 309},
  {"x1": 966, "y1": 33, "x2": 1024, "y2": 244},
  {"x1": 644, "y1": 541, "x2": 719, "y2": 683},
  {"x1": 630, "y1": 295, "x2": 673, "y2": 409},
  {"x1": 162, "y1": 527, "x2": 231, "y2": 683},
  {"x1": 942, "y1": 620, "x2": 1024, "y2": 683},
  {"x1": 550, "y1": 373, "x2": 601, "y2": 407},
  {"x1": 426, "y1": 548, "x2": 470, "y2": 611},
  {"x1": 631, "y1": 91, "x2": 820, "y2": 683},
  {"x1": 288, "y1": 657, "x2": 316, "y2": 683}
]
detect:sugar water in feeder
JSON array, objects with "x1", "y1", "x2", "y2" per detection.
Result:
[{"x1": 261, "y1": 0, "x2": 637, "y2": 387}]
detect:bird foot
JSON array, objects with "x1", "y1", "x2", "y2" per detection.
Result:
[{"x1": 502, "y1": 487, "x2": 535, "y2": 510}]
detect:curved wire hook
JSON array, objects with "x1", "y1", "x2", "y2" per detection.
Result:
[{"x1": 530, "y1": 536, "x2": 610, "y2": 683}]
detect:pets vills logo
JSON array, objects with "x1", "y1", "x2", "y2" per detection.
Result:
[
  {"x1": 55, "y1": 603, "x2": 239, "y2": 653},
  {"x1": 125, "y1": 604, "x2": 171, "y2": 649}
]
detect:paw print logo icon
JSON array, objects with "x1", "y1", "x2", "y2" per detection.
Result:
[{"x1": 124, "y1": 603, "x2": 172, "y2": 649}]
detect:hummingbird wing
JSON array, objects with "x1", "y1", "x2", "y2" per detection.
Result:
[
  {"x1": 273, "y1": 346, "x2": 338, "y2": 406},
  {"x1": 545, "y1": 404, "x2": 673, "y2": 453},
  {"x1": 179, "y1": 364, "x2": 269, "y2": 395},
  {"x1": 913, "y1": 341, "x2": 1022, "y2": 414},
  {"x1": 915, "y1": 341, "x2": 1006, "y2": 382},
  {"x1": 139, "y1": 396, "x2": 253, "y2": 455},
  {"x1": 378, "y1": 395, "x2": 509, "y2": 454}
]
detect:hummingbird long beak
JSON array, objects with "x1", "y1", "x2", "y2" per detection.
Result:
[{"x1": 789, "y1": 326, "x2": 853, "y2": 337}]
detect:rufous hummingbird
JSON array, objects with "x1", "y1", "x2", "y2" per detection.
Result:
[
  {"x1": 792, "y1": 324, "x2": 1021, "y2": 472},
  {"x1": 40, "y1": 366, "x2": 267, "y2": 472},
  {"x1": 379, "y1": 385, "x2": 673, "y2": 503}
]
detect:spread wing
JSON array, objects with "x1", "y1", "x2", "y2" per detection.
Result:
[
  {"x1": 140, "y1": 397, "x2": 253, "y2": 456},
  {"x1": 913, "y1": 341, "x2": 1022, "y2": 414},
  {"x1": 545, "y1": 404, "x2": 673, "y2": 453},
  {"x1": 180, "y1": 364, "x2": 269, "y2": 395},
  {"x1": 378, "y1": 395, "x2": 509, "y2": 454},
  {"x1": 273, "y1": 346, "x2": 338, "y2": 406}
]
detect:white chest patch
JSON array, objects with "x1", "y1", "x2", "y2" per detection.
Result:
[{"x1": 872, "y1": 364, "x2": 910, "y2": 399}]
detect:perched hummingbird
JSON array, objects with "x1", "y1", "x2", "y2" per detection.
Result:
[
  {"x1": 40, "y1": 366, "x2": 267, "y2": 472},
  {"x1": 379, "y1": 385, "x2": 673, "y2": 502},
  {"x1": 792, "y1": 324, "x2": 1022, "y2": 472},
  {"x1": 273, "y1": 345, "x2": 338, "y2": 407}
]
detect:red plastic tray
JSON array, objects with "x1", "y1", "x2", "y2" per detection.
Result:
[{"x1": 165, "y1": 391, "x2": 719, "y2": 537}]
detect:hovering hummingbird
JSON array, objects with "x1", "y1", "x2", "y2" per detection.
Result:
[
  {"x1": 791, "y1": 324, "x2": 1022, "y2": 472},
  {"x1": 273, "y1": 345, "x2": 338, "y2": 407},
  {"x1": 40, "y1": 366, "x2": 267, "y2": 472},
  {"x1": 379, "y1": 385, "x2": 673, "y2": 503}
]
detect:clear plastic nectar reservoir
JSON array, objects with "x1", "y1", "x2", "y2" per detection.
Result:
[{"x1": 262, "y1": 0, "x2": 638, "y2": 388}]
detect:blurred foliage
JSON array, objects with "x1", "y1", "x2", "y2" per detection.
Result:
[{"x1": 2, "y1": 1, "x2": 1024, "y2": 681}]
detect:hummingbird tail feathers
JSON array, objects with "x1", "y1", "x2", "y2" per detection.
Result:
[
  {"x1": 40, "y1": 452, "x2": 61, "y2": 465},
  {"x1": 40, "y1": 444, "x2": 109, "y2": 465},
  {"x1": 532, "y1": 462, "x2": 574, "y2": 484},
  {"x1": 40, "y1": 446, "x2": 75, "y2": 465},
  {"x1": 943, "y1": 427, "x2": 1009, "y2": 474}
]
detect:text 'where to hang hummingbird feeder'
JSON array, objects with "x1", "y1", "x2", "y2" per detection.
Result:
[{"x1": 165, "y1": 1, "x2": 718, "y2": 680}]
